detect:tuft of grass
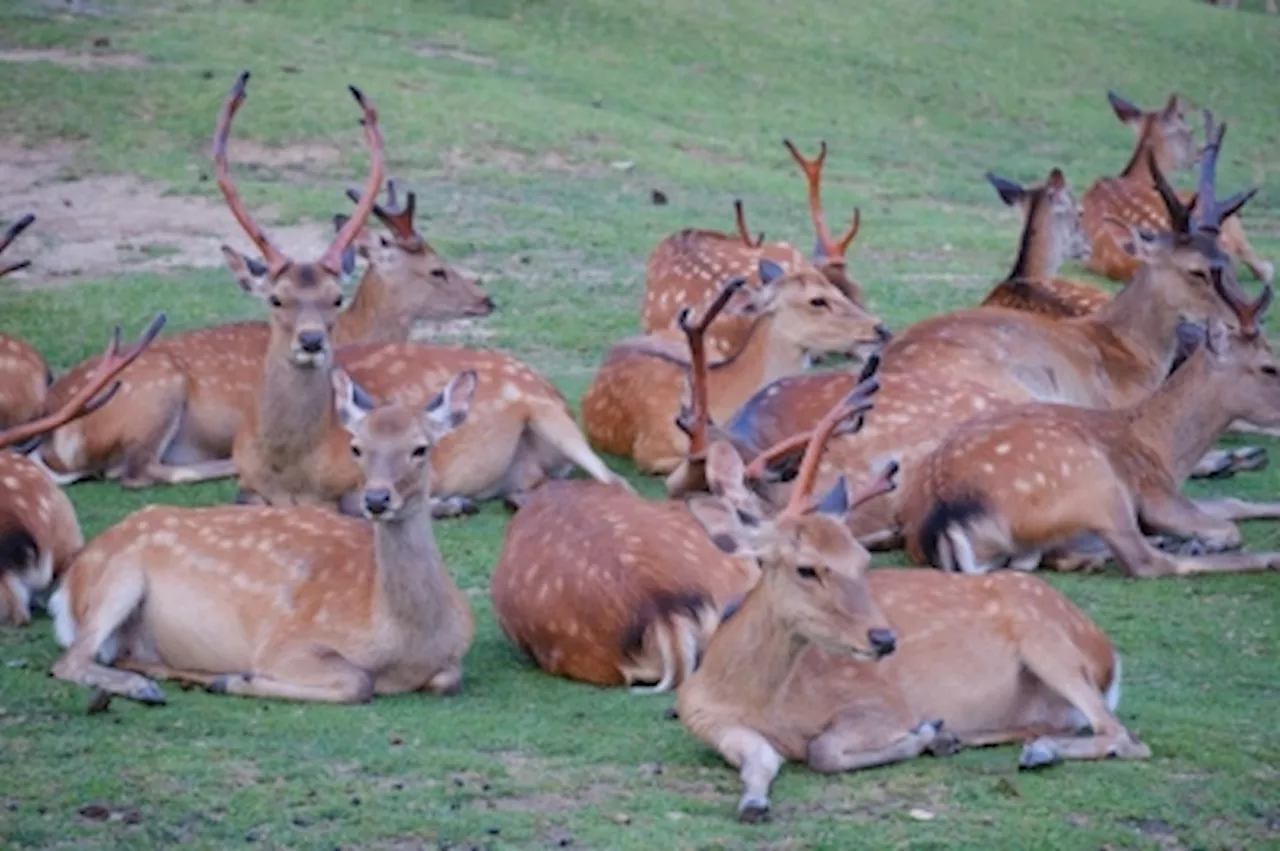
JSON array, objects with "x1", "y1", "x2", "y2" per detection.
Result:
[{"x1": 1, "y1": 1, "x2": 1278, "y2": 848}]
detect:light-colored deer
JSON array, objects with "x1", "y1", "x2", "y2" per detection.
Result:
[
  {"x1": 583, "y1": 262, "x2": 887, "y2": 475},
  {"x1": 0, "y1": 214, "x2": 48, "y2": 433},
  {"x1": 678, "y1": 397, "x2": 1147, "y2": 823},
  {"x1": 0, "y1": 315, "x2": 165, "y2": 625},
  {"x1": 33, "y1": 173, "x2": 493, "y2": 489},
  {"x1": 903, "y1": 279, "x2": 1280, "y2": 577},
  {"x1": 48, "y1": 368, "x2": 477, "y2": 707},
  {"x1": 640, "y1": 141, "x2": 869, "y2": 360},
  {"x1": 1082, "y1": 91, "x2": 1271, "y2": 284}
]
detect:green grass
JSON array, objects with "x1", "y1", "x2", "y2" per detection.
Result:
[{"x1": 2, "y1": 1, "x2": 1279, "y2": 848}]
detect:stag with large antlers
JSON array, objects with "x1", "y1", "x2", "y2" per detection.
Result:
[
  {"x1": 677, "y1": 395, "x2": 1147, "y2": 823},
  {"x1": 1082, "y1": 91, "x2": 1272, "y2": 284},
  {"x1": 904, "y1": 279, "x2": 1280, "y2": 577},
  {"x1": 0, "y1": 315, "x2": 165, "y2": 625},
  {"x1": 584, "y1": 261, "x2": 887, "y2": 475},
  {"x1": 49, "y1": 369, "x2": 476, "y2": 706}
]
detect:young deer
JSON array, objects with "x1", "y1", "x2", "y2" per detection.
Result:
[
  {"x1": 904, "y1": 281, "x2": 1280, "y2": 577},
  {"x1": 0, "y1": 214, "x2": 48, "y2": 433},
  {"x1": 641, "y1": 141, "x2": 869, "y2": 360},
  {"x1": 34, "y1": 175, "x2": 492, "y2": 489},
  {"x1": 678, "y1": 398, "x2": 1147, "y2": 823},
  {"x1": 1082, "y1": 91, "x2": 1272, "y2": 284},
  {"x1": 0, "y1": 315, "x2": 165, "y2": 625},
  {"x1": 583, "y1": 260, "x2": 887, "y2": 475},
  {"x1": 49, "y1": 370, "x2": 477, "y2": 707}
]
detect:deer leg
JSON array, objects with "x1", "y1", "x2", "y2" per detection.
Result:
[
  {"x1": 50, "y1": 571, "x2": 166, "y2": 706},
  {"x1": 1190, "y1": 446, "x2": 1268, "y2": 479},
  {"x1": 430, "y1": 495, "x2": 479, "y2": 519},
  {"x1": 715, "y1": 726, "x2": 786, "y2": 823},
  {"x1": 138, "y1": 458, "x2": 238, "y2": 485},
  {"x1": 807, "y1": 717, "x2": 955, "y2": 774},
  {"x1": 1100, "y1": 514, "x2": 1280, "y2": 577},
  {"x1": 116, "y1": 660, "x2": 220, "y2": 687},
  {"x1": 527, "y1": 401, "x2": 632, "y2": 490},
  {"x1": 207, "y1": 651, "x2": 374, "y2": 704},
  {"x1": 1191, "y1": 497, "x2": 1280, "y2": 523},
  {"x1": 1139, "y1": 492, "x2": 1242, "y2": 552}
]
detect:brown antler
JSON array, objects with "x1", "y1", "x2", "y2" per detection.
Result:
[
  {"x1": 783, "y1": 140, "x2": 861, "y2": 263},
  {"x1": 733, "y1": 200, "x2": 764, "y2": 247},
  {"x1": 321, "y1": 86, "x2": 384, "y2": 274},
  {"x1": 1193, "y1": 111, "x2": 1258, "y2": 235},
  {"x1": 346, "y1": 178, "x2": 417, "y2": 242},
  {"x1": 674, "y1": 276, "x2": 748, "y2": 458},
  {"x1": 0, "y1": 213, "x2": 36, "y2": 278},
  {"x1": 1213, "y1": 276, "x2": 1274, "y2": 339},
  {"x1": 0, "y1": 313, "x2": 167, "y2": 450},
  {"x1": 779, "y1": 372, "x2": 881, "y2": 518},
  {"x1": 212, "y1": 72, "x2": 291, "y2": 279}
]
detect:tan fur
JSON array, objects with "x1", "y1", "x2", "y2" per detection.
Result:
[
  {"x1": 0, "y1": 452, "x2": 83, "y2": 624},
  {"x1": 0, "y1": 334, "x2": 48, "y2": 432}
]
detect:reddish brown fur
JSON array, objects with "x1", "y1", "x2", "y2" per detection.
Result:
[
  {"x1": 0, "y1": 333, "x2": 49, "y2": 432},
  {"x1": 0, "y1": 452, "x2": 83, "y2": 624}
]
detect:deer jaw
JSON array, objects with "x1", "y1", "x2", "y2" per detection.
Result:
[
  {"x1": 350, "y1": 228, "x2": 494, "y2": 330},
  {"x1": 1113, "y1": 93, "x2": 1197, "y2": 180}
]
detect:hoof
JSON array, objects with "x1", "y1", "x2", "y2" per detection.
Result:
[
  {"x1": 926, "y1": 731, "x2": 964, "y2": 758},
  {"x1": 86, "y1": 688, "x2": 113, "y2": 714},
  {"x1": 737, "y1": 797, "x2": 771, "y2": 824},
  {"x1": 208, "y1": 673, "x2": 247, "y2": 695},
  {"x1": 1230, "y1": 446, "x2": 1268, "y2": 474},
  {"x1": 431, "y1": 496, "x2": 478, "y2": 519},
  {"x1": 1018, "y1": 738, "x2": 1061, "y2": 770},
  {"x1": 911, "y1": 718, "x2": 943, "y2": 740},
  {"x1": 129, "y1": 680, "x2": 167, "y2": 706}
]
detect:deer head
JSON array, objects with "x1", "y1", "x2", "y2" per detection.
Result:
[
  {"x1": 212, "y1": 71, "x2": 384, "y2": 368},
  {"x1": 1108, "y1": 91, "x2": 1198, "y2": 174},
  {"x1": 0, "y1": 214, "x2": 35, "y2": 278},
  {"x1": 734, "y1": 258, "x2": 889, "y2": 360},
  {"x1": 783, "y1": 140, "x2": 864, "y2": 304},
  {"x1": 343, "y1": 179, "x2": 495, "y2": 319},
  {"x1": 687, "y1": 385, "x2": 899, "y2": 660},
  {"x1": 987, "y1": 168, "x2": 1091, "y2": 269},
  {"x1": 334, "y1": 369, "x2": 477, "y2": 521},
  {"x1": 1201, "y1": 277, "x2": 1280, "y2": 426}
]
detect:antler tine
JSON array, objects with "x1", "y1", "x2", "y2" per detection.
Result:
[
  {"x1": 733, "y1": 200, "x2": 764, "y2": 247},
  {"x1": 780, "y1": 379, "x2": 882, "y2": 517},
  {"x1": 834, "y1": 207, "x2": 861, "y2": 256},
  {"x1": 1145, "y1": 150, "x2": 1191, "y2": 234},
  {"x1": 0, "y1": 213, "x2": 35, "y2": 257},
  {"x1": 676, "y1": 276, "x2": 747, "y2": 457},
  {"x1": 322, "y1": 86, "x2": 385, "y2": 274},
  {"x1": 783, "y1": 139, "x2": 843, "y2": 260},
  {"x1": 0, "y1": 313, "x2": 167, "y2": 450},
  {"x1": 847, "y1": 461, "x2": 899, "y2": 512},
  {"x1": 1213, "y1": 273, "x2": 1273, "y2": 338},
  {"x1": 212, "y1": 71, "x2": 290, "y2": 278},
  {"x1": 385, "y1": 178, "x2": 399, "y2": 210},
  {"x1": 1193, "y1": 110, "x2": 1225, "y2": 232}
]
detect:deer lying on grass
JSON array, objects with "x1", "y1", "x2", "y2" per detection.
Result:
[
  {"x1": 209, "y1": 74, "x2": 622, "y2": 514},
  {"x1": 1082, "y1": 91, "x2": 1271, "y2": 284},
  {"x1": 678, "y1": 397, "x2": 1148, "y2": 823},
  {"x1": 0, "y1": 214, "x2": 48, "y2": 432},
  {"x1": 0, "y1": 315, "x2": 165, "y2": 625},
  {"x1": 903, "y1": 280, "x2": 1280, "y2": 577},
  {"x1": 33, "y1": 171, "x2": 493, "y2": 489},
  {"x1": 49, "y1": 369, "x2": 477, "y2": 707},
  {"x1": 641, "y1": 141, "x2": 869, "y2": 360},
  {"x1": 583, "y1": 261, "x2": 887, "y2": 475}
]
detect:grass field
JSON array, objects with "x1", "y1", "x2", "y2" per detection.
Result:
[{"x1": 2, "y1": 1, "x2": 1279, "y2": 848}]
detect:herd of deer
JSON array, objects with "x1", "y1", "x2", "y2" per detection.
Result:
[{"x1": 1, "y1": 74, "x2": 1277, "y2": 821}]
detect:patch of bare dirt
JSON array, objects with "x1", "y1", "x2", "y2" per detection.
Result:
[
  {"x1": 0, "y1": 48, "x2": 148, "y2": 70},
  {"x1": 0, "y1": 139, "x2": 332, "y2": 282}
]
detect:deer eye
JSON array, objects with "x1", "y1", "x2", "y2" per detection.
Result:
[
  {"x1": 796, "y1": 566, "x2": 819, "y2": 580},
  {"x1": 430, "y1": 268, "x2": 448, "y2": 279},
  {"x1": 350, "y1": 445, "x2": 363, "y2": 458},
  {"x1": 809, "y1": 297, "x2": 830, "y2": 309},
  {"x1": 268, "y1": 295, "x2": 283, "y2": 308},
  {"x1": 333, "y1": 294, "x2": 344, "y2": 308},
  {"x1": 1263, "y1": 365, "x2": 1279, "y2": 377},
  {"x1": 1190, "y1": 269, "x2": 1211, "y2": 283},
  {"x1": 411, "y1": 445, "x2": 428, "y2": 458}
]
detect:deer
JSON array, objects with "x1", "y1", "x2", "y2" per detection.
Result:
[
  {"x1": 49, "y1": 367, "x2": 477, "y2": 708},
  {"x1": 583, "y1": 260, "x2": 888, "y2": 476},
  {"x1": 903, "y1": 279, "x2": 1280, "y2": 578},
  {"x1": 32, "y1": 173, "x2": 494, "y2": 489},
  {"x1": 0, "y1": 214, "x2": 49, "y2": 433},
  {"x1": 207, "y1": 74, "x2": 624, "y2": 515},
  {"x1": 0, "y1": 314, "x2": 165, "y2": 625},
  {"x1": 1082, "y1": 91, "x2": 1272, "y2": 284},
  {"x1": 677, "y1": 394, "x2": 1149, "y2": 823},
  {"x1": 640, "y1": 140, "x2": 870, "y2": 360}
]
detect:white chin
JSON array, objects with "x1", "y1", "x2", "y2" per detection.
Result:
[{"x1": 291, "y1": 352, "x2": 328, "y2": 368}]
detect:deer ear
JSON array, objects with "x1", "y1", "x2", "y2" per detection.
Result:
[
  {"x1": 986, "y1": 173, "x2": 1025, "y2": 207},
  {"x1": 1107, "y1": 90, "x2": 1143, "y2": 125},
  {"x1": 1046, "y1": 168, "x2": 1067, "y2": 191},
  {"x1": 331, "y1": 368, "x2": 372, "y2": 434},
  {"x1": 686, "y1": 495, "x2": 766, "y2": 557},
  {"x1": 757, "y1": 258, "x2": 786, "y2": 286},
  {"x1": 1203, "y1": 318, "x2": 1230, "y2": 358},
  {"x1": 1160, "y1": 93, "x2": 1183, "y2": 121},
  {"x1": 812, "y1": 476, "x2": 850, "y2": 517},
  {"x1": 423, "y1": 370, "x2": 477, "y2": 441},
  {"x1": 221, "y1": 245, "x2": 271, "y2": 296},
  {"x1": 705, "y1": 440, "x2": 751, "y2": 501}
]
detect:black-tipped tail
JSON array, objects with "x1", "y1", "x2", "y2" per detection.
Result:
[{"x1": 917, "y1": 497, "x2": 987, "y2": 569}]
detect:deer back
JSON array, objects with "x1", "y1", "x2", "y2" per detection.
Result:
[
  {"x1": 0, "y1": 334, "x2": 49, "y2": 431},
  {"x1": 980, "y1": 278, "x2": 1113, "y2": 317},
  {"x1": 0, "y1": 451, "x2": 83, "y2": 623}
]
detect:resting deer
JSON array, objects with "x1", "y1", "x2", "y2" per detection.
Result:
[
  {"x1": 0, "y1": 214, "x2": 48, "y2": 433},
  {"x1": 1082, "y1": 91, "x2": 1271, "y2": 283},
  {"x1": 678, "y1": 396, "x2": 1148, "y2": 823},
  {"x1": 641, "y1": 141, "x2": 869, "y2": 360},
  {"x1": 904, "y1": 279, "x2": 1280, "y2": 577},
  {"x1": 208, "y1": 75, "x2": 622, "y2": 514},
  {"x1": 0, "y1": 315, "x2": 165, "y2": 625},
  {"x1": 49, "y1": 369, "x2": 477, "y2": 707},
  {"x1": 583, "y1": 261, "x2": 887, "y2": 475},
  {"x1": 33, "y1": 171, "x2": 493, "y2": 489}
]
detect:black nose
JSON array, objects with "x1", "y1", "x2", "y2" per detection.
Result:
[
  {"x1": 297, "y1": 330, "x2": 326, "y2": 353},
  {"x1": 875, "y1": 324, "x2": 893, "y2": 343},
  {"x1": 867, "y1": 628, "x2": 897, "y2": 657},
  {"x1": 364, "y1": 488, "x2": 392, "y2": 516}
]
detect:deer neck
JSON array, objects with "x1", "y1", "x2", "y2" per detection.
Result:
[
  {"x1": 372, "y1": 491, "x2": 462, "y2": 628},
  {"x1": 1005, "y1": 196, "x2": 1058, "y2": 280},
  {"x1": 693, "y1": 584, "x2": 810, "y2": 708},
  {"x1": 1130, "y1": 351, "x2": 1235, "y2": 483},
  {"x1": 1118, "y1": 128, "x2": 1159, "y2": 182},
  {"x1": 257, "y1": 337, "x2": 338, "y2": 459},
  {"x1": 1086, "y1": 267, "x2": 1183, "y2": 388},
  {"x1": 707, "y1": 314, "x2": 803, "y2": 420},
  {"x1": 333, "y1": 266, "x2": 406, "y2": 346}
]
